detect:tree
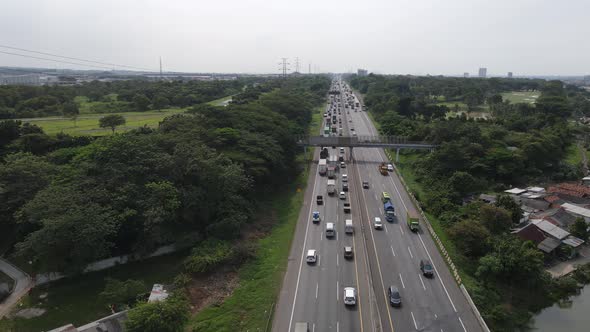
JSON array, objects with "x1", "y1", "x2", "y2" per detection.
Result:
[
  {"x1": 62, "y1": 101, "x2": 80, "y2": 127},
  {"x1": 99, "y1": 278, "x2": 146, "y2": 306},
  {"x1": 99, "y1": 114, "x2": 126, "y2": 134},
  {"x1": 449, "y1": 171, "x2": 478, "y2": 197},
  {"x1": 448, "y1": 220, "x2": 490, "y2": 258},
  {"x1": 125, "y1": 294, "x2": 189, "y2": 332},
  {"x1": 570, "y1": 217, "x2": 589, "y2": 242},
  {"x1": 495, "y1": 194, "x2": 522, "y2": 224},
  {"x1": 152, "y1": 95, "x2": 169, "y2": 111},
  {"x1": 133, "y1": 94, "x2": 151, "y2": 111},
  {"x1": 479, "y1": 204, "x2": 513, "y2": 235}
]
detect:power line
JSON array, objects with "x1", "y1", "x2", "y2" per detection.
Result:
[
  {"x1": 0, "y1": 50, "x2": 117, "y2": 70},
  {"x1": 0, "y1": 44, "x2": 157, "y2": 72}
]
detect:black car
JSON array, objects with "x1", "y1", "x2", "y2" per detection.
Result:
[
  {"x1": 420, "y1": 259, "x2": 434, "y2": 278},
  {"x1": 343, "y1": 182, "x2": 349, "y2": 192},
  {"x1": 362, "y1": 181, "x2": 369, "y2": 189},
  {"x1": 388, "y1": 286, "x2": 401, "y2": 307},
  {"x1": 344, "y1": 246, "x2": 354, "y2": 259}
]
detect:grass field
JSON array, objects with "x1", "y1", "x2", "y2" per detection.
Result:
[
  {"x1": 21, "y1": 109, "x2": 185, "y2": 136},
  {"x1": 0, "y1": 252, "x2": 185, "y2": 332},
  {"x1": 189, "y1": 160, "x2": 310, "y2": 331},
  {"x1": 206, "y1": 95, "x2": 234, "y2": 106},
  {"x1": 501, "y1": 91, "x2": 540, "y2": 104}
]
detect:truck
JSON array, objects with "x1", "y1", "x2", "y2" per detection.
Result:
[
  {"x1": 407, "y1": 210, "x2": 419, "y2": 232},
  {"x1": 327, "y1": 179, "x2": 336, "y2": 195},
  {"x1": 344, "y1": 202, "x2": 351, "y2": 213},
  {"x1": 320, "y1": 148, "x2": 329, "y2": 159},
  {"x1": 384, "y1": 200, "x2": 395, "y2": 222},
  {"x1": 318, "y1": 159, "x2": 327, "y2": 175},
  {"x1": 379, "y1": 163, "x2": 389, "y2": 176},
  {"x1": 323, "y1": 126, "x2": 330, "y2": 137},
  {"x1": 327, "y1": 165, "x2": 336, "y2": 179}
]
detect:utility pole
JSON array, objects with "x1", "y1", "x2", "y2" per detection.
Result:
[
  {"x1": 159, "y1": 56, "x2": 163, "y2": 80},
  {"x1": 308, "y1": 63, "x2": 311, "y2": 74},
  {"x1": 294, "y1": 57, "x2": 300, "y2": 73},
  {"x1": 278, "y1": 58, "x2": 290, "y2": 79}
]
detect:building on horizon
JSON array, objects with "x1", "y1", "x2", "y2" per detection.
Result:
[
  {"x1": 357, "y1": 69, "x2": 368, "y2": 76},
  {"x1": 463, "y1": 72, "x2": 469, "y2": 78},
  {"x1": 508, "y1": 72, "x2": 513, "y2": 78},
  {"x1": 478, "y1": 68, "x2": 487, "y2": 78},
  {"x1": 0, "y1": 74, "x2": 41, "y2": 85}
]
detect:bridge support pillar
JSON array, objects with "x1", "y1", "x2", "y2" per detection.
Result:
[{"x1": 396, "y1": 148, "x2": 400, "y2": 162}]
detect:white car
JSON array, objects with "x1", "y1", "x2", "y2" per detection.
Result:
[
  {"x1": 340, "y1": 162, "x2": 346, "y2": 168},
  {"x1": 387, "y1": 164, "x2": 394, "y2": 171},
  {"x1": 342, "y1": 174, "x2": 348, "y2": 182},
  {"x1": 344, "y1": 287, "x2": 357, "y2": 306},
  {"x1": 306, "y1": 249, "x2": 317, "y2": 264},
  {"x1": 339, "y1": 147, "x2": 345, "y2": 154},
  {"x1": 339, "y1": 191, "x2": 346, "y2": 200},
  {"x1": 374, "y1": 217, "x2": 383, "y2": 230}
]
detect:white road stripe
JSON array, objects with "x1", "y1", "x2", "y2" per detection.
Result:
[
  {"x1": 399, "y1": 273, "x2": 406, "y2": 289},
  {"x1": 337, "y1": 254, "x2": 339, "y2": 267},
  {"x1": 336, "y1": 281, "x2": 339, "y2": 301},
  {"x1": 400, "y1": 224, "x2": 405, "y2": 235},
  {"x1": 313, "y1": 324, "x2": 315, "y2": 332},
  {"x1": 407, "y1": 246, "x2": 414, "y2": 259},
  {"x1": 385, "y1": 224, "x2": 388, "y2": 233},
  {"x1": 391, "y1": 245, "x2": 396, "y2": 257},
  {"x1": 418, "y1": 233, "x2": 458, "y2": 312},
  {"x1": 459, "y1": 317, "x2": 467, "y2": 332},
  {"x1": 411, "y1": 311, "x2": 418, "y2": 330},
  {"x1": 419, "y1": 274, "x2": 426, "y2": 290},
  {"x1": 337, "y1": 321, "x2": 340, "y2": 332},
  {"x1": 316, "y1": 283, "x2": 319, "y2": 299}
]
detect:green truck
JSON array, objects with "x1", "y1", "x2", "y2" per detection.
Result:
[{"x1": 406, "y1": 210, "x2": 419, "y2": 232}]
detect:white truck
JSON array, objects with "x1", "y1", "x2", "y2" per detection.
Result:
[
  {"x1": 318, "y1": 159, "x2": 327, "y2": 175},
  {"x1": 327, "y1": 179, "x2": 336, "y2": 195},
  {"x1": 345, "y1": 219, "x2": 354, "y2": 234}
]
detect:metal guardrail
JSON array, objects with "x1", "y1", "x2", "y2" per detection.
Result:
[{"x1": 383, "y1": 149, "x2": 491, "y2": 332}]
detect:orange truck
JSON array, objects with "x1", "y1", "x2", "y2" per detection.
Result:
[{"x1": 379, "y1": 163, "x2": 389, "y2": 176}]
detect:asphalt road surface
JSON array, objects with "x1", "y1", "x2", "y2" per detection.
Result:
[{"x1": 273, "y1": 78, "x2": 483, "y2": 332}]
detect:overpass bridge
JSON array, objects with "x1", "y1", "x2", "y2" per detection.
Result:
[{"x1": 297, "y1": 135, "x2": 437, "y2": 161}]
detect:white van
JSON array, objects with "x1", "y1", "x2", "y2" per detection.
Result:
[
  {"x1": 326, "y1": 222, "x2": 335, "y2": 238},
  {"x1": 344, "y1": 287, "x2": 357, "y2": 306},
  {"x1": 345, "y1": 219, "x2": 353, "y2": 234},
  {"x1": 342, "y1": 174, "x2": 348, "y2": 182}
]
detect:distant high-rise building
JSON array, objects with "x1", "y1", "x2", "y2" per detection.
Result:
[
  {"x1": 463, "y1": 72, "x2": 469, "y2": 78},
  {"x1": 478, "y1": 68, "x2": 487, "y2": 78},
  {"x1": 357, "y1": 69, "x2": 368, "y2": 76},
  {"x1": 507, "y1": 72, "x2": 513, "y2": 78}
]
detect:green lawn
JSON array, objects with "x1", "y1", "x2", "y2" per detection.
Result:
[
  {"x1": 0, "y1": 252, "x2": 185, "y2": 332},
  {"x1": 22, "y1": 109, "x2": 185, "y2": 136},
  {"x1": 189, "y1": 156, "x2": 310, "y2": 331},
  {"x1": 206, "y1": 95, "x2": 234, "y2": 107},
  {"x1": 501, "y1": 91, "x2": 539, "y2": 104}
]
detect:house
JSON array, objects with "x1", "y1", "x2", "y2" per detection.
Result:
[
  {"x1": 532, "y1": 219, "x2": 570, "y2": 241},
  {"x1": 521, "y1": 198, "x2": 550, "y2": 212},
  {"x1": 561, "y1": 203, "x2": 590, "y2": 223},
  {"x1": 505, "y1": 188, "x2": 527, "y2": 195},
  {"x1": 514, "y1": 223, "x2": 546, "y2": 245},
  {"x1": 547, "y1": 183, "x2": 590, "y2": 198}
]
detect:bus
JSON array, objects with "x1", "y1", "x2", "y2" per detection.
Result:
[{"x1": 323, "y1": 126, "x2": 330, "y2": 137}]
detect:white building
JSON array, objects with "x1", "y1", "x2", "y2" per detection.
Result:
[{"x1": 478, "y1": 68, "x2": 487, "y2": 78}]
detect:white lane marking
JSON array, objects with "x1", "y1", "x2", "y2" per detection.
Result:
[
  {"x1": 407, "y1": 246, "x2": 414, "y2": 259},
  {"x1": 391, "y1": 245, "x2": 396, "y2": 257},
  {"x1": 317, "y1": 255, "x2": 321, "y2": 267},
  {"x1": 336, "y1": 214, "x2": 339, "y2": 222},
  {"x1": 316, "y1": 283, "x2": 319, "y2": 299},
  {"x1": 337, "y1": 254, "x2": 339, "y2": 267},
  {"x1": 418, "y1": 233, "x2": 458, "y2": 312},
  {"x1": 320, "y1": 231, "x2": 323, "y2": 241},
  {"x1": 374, "y1": 193, "x2": 379, "y2": 201},
  {"x1": 336, "y1": 280, "x2": 339, "y2": 301},
  {"x1": 459, "y1": 317, "x2": 467, "y2": 332},
  {"x1": 435, "y1": 313, "x2": 438, "y2": 319},
  {"x1": 287, "y1": 165, "x2": 318, "y2": 332},
  {"x1": 385, "y1": 224, "x2": 389, "y2": 233},
  {"x1": 411, "y1": 311, "x2": 418, "y2": 330},
  {"x1": 441, "y1": 329, "x2": 443, "y2": 332},
  {"x1": 399, "y1": 273, "x2": 406, "y2": 289},
  {"x1": 400, "y1": 224, "x2": 404, "y2": 235},
  {"x1": 419, "y1": 274, "x2": 426, "y2": 290},
  {"x1": 313, "y1": 324, "x2": 315, "y2": 332},
  {"x1": 337, "y1": 321, "x2": 340, "y2": 332}
]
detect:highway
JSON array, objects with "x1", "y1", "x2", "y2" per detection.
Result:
[{"x1": 273, "y1": 78, "x2": 483, "y2": 332}]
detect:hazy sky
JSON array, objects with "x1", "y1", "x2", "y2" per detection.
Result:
[{"x1": 1, "y1": 0, "x2": 588, "y2": 75}]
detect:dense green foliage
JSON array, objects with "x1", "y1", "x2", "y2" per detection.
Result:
[
  {"x1": 0, "y1": 79, "x2": 250, "y2": 118},
  {"x1": 0, "y1": 76, "x2": 330, "y2": 273},
  {"x1": 98, "y1": 114, "x2": 126, "y2": 133},
  {"x1": 99, "y1": 278, "x2": 147, "y2": 306},
  {"x1": 350, "y1": 74, "x2": 590, "y2": 331},
  {"x1": 125, "y1": 294, "x2": 190, "y2": 332}
]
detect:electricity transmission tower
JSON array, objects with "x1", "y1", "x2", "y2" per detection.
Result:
[
  {"x1": 278, "y1": 58, "x2": 290, "y2": 78},
  {"x1": 294, "y1": 57, "x2": 300, "y2": 73}
]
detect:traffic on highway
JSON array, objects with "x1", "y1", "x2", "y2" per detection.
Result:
[{"x1": 274, "y1": 78, "x2": 484, "y2": 332}]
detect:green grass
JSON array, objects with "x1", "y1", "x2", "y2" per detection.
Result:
[
  {"x1": 0, "y1": 252, "x2": 185, "y2": 332},
  {"x1": 565, "y1": 144, "x2": 583, "y2": 167},
  {"x1": 206, "y1": 95, "x2": 234, "y2": 106},
  {"x1": 22, "y1": 109, "x2": 185, "y2": 136},
  {"x1": 189, "y1": 157, "x2": 311, "y2": 331},
  {"x1": 501, "y1": 91, "x2": 540, "y2": 104}
]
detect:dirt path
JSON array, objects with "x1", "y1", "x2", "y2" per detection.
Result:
[{"x1": 0, "y1": 258, "x2": 33, "y2": 318}]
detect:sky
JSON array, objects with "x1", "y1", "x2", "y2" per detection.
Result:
[{"x1": 1, "y1": 0, "x2": 589, "y2": 75}]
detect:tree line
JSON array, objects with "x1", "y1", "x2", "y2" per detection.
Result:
[
  {"x1": 349, "y1": 74, "x2": 590, "y2": 331},
  {"x1": 0, "y1": 75, "x2": 330, "y2": 274}
]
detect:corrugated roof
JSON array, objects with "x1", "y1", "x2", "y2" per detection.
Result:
[
  {"x1": 538, "y1": 237, "x2": 561, "y2": 253},
  {"x1": 526, "y1": 186, "x2": 546, "y2": 193},
  {"x1": 505, "y1": 188, "x2": 527, "y2": 195},
  {"x1": 562, "y1": 236, "x2": 585, "y2": 248},
  {"x1": 532, "y1": 219, "x2": 570, "y2": 240},
  {"x1": 561, "y1": 203, "x2": 590, "y2": 218},
  {"x1": 514, "y1": 223, "x2": 546, "y2": 244}
]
